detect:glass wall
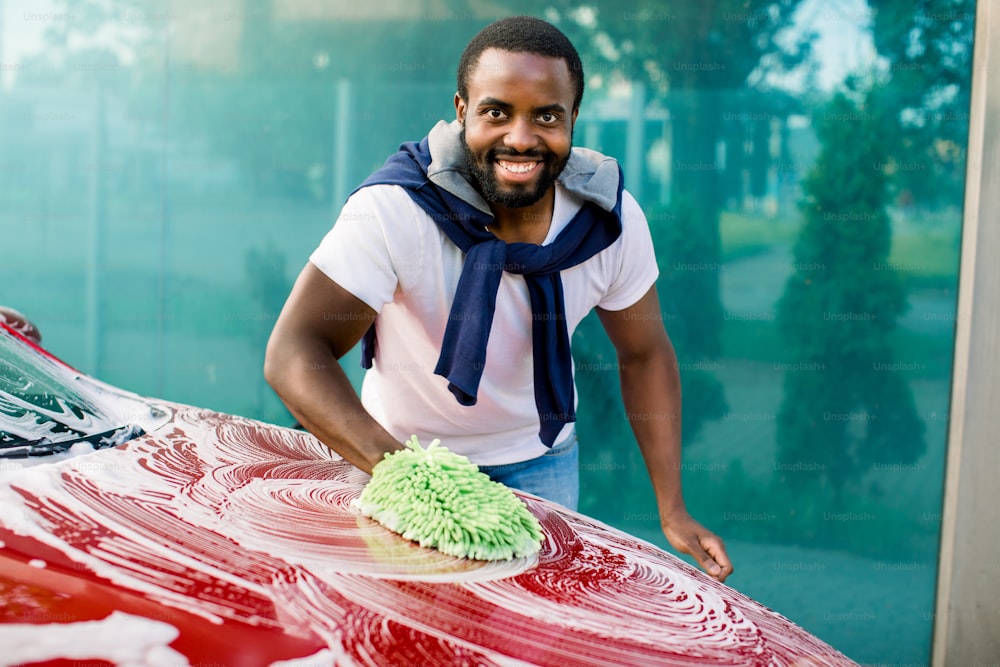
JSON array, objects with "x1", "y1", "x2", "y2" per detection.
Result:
[{"x1": 0, "y1": 1, "x2": 973, "y2": 663}]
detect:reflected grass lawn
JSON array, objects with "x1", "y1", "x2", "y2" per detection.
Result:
[
  {"x1": 720, "y1": 208, "x2": 961, "y2": 290},
  {"x1": 720, "y1": 210, "x2": 799, "y2": 262},
  {"x1": 888, "y1": 229, "x2": 961, "y2": 289},
  {"x1": 721, "y1": 319, "x2": 954, "y2": 380}
]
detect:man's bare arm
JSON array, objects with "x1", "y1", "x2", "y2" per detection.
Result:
[
  {"x1": 264, "y1": 262, "x2": 402, "y2": 473},
  {"x1": 597, "y1": 286, "x2": 733, "y2": 582}
]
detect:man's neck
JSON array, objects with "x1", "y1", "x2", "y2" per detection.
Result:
[{"x1": 487, "y1": 188, "x2": 555, "y2": 245}]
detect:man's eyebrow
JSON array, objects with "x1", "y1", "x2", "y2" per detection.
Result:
[
  {"x1": 534, "y1": 103, "x2": 567, "y2": 115},
  {"x1": 476, "y1": 97, "x2": 567, "y2": 114},
  {"x1": 477, "y1": 97, "x2": 513, "y2": 110}
]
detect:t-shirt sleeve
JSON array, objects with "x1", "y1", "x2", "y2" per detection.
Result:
[
  {"x1": 309, "y1": 185, "x2": 412, "y2": 312},
  {"x1": 597, "y1": 190, "x2": 660, "y2": 311}
]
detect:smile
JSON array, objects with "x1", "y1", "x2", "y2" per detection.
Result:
[{"x1": 497, "y1": 160, "x2": 540, "y2": 174}]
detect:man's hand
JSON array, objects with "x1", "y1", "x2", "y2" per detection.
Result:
[
  {"x1": 597, "y1": 288, "x2": 734, "y2": 584},
  {"x1": 661, "y1": 507, "x2": 733, "y2": 582},
  {"x1": 0, "y1": 307, "x2": 42, "y2": 344}
]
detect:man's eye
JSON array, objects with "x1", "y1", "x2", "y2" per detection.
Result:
[
  {"x1": 486, "y1": 109, "x2": 505, "y2": 119},
  {"x1": 539, "y1": 113, "x2": 557, "y2": 124}
]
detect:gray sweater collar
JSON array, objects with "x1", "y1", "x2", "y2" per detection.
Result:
[{"x1": 425, "y1": 120, "x2": 621, "y2": 216}]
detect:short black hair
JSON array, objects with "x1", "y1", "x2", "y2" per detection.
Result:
[{"x1": 457, "y1": 16, "x2": 584, "y2": 111}]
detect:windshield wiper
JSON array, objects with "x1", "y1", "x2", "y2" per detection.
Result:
[{"x1": 0, "y1": 424, "x2": 146, "y2": 459}]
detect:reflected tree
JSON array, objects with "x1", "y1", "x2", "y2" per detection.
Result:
[
  {"x1": 867, "y1": 0, "x2": 975, "y2": 211},
  {"x1": 774, "y1": 87, "x2": 925, "y2": 497},
  {"x1": 771, "y1": 0, "x2": 972, "y2": 500}
]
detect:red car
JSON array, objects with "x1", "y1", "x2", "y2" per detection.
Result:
[{"x1": 0, "y1": 320, "x2": 857, "y2": 666}]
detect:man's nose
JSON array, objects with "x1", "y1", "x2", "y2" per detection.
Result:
[{"x1": 503, "y1": 116, "x2": 539, "y2": 153}]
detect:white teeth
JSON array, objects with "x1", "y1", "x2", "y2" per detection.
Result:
[{"x1": 499, "y1": 161, "x2": 537, "y2": 174}]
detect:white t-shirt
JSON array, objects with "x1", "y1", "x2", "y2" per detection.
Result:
[{"x1": 310, "y1": 182, "x2": 659, "y2": 465}]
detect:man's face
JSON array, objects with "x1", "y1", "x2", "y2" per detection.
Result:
[{"x1": 456, "y1": 48, "x2": 578, "y2": 210}]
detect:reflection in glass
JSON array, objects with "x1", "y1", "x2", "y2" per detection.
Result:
[{"x1": 0, "y1": 1, "x2": 973, "y2": 663}]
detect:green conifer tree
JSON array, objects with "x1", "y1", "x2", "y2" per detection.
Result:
[{"x1": 774, "y1": 88, "x2": 925, "y2": 496}]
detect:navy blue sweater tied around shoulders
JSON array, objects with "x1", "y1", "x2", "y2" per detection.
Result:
[{"x1": 351, "y1": 120, "x2": 625, "y2": 447}]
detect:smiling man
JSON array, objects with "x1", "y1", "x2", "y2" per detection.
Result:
[{"x1": 265, "y1": 16, "x2": 733, "y2": 582}]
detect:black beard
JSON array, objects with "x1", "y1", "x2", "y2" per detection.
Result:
[{"x1": 460, "y1": 128, "x2": 569, "y2": 209}]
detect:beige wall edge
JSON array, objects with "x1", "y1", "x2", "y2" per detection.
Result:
[{"x1": 932, "y1": 0, "x2": 1000, "y2": 664}]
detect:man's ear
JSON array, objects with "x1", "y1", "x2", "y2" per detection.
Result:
[{"x1": 455, "y1": 92, "x2": 466, "y2": 124}]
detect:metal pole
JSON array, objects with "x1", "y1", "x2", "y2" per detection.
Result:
[
  {"x1": 626, "y1": 81, "x2": 645, "y2": 205},
  {"x1": 86, "y1": 86, "x2": 106, "y2": 375},
  {"x1": 332, "y1": 78, "x2": 351, "y2": 210}
]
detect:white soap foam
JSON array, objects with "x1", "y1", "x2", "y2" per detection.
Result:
[{"x1": 0, "y1": 611, "x2": 188, "y2": 667}]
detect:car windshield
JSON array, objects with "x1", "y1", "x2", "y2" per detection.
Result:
[{"x1": 0, "y1": 327, "x2": 169, "y2": 459}]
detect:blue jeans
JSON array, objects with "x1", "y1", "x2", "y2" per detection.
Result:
[{"x1": 477, "y1": 430, "x2": 579, "y2": 510}]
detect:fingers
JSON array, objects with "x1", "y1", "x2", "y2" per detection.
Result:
[
  {"x1": 683, "y1": 537, "x2": 725, "y2": 582},
  {"x1": 0, "y1": 307, "x2": 42, "y2": 344},
  {"x1": 700, "y1": 535, "x2": 733, "y2": 582},
  {"x1": 669, "y1": 523, "x2": 733, "y2": 583}
]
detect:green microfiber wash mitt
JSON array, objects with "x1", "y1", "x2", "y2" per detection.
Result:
[{"x1": 357, "y1": 435, "x2": 544, "y2": 560}]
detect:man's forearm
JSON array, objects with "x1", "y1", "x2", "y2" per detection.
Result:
[
  {"x1": 618, "y1": 345, "x2": 686, "y2": 519},
  {"x1": 264, "y1": 336, "x2": 401, "y2": 474},
  {"x1": 599, "y1": 289, "x2": 731, "y2": 580}
]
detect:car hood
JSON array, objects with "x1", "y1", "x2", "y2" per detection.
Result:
[{"x1": 0, "y1": 324, "x2": 857, "y2": 666}]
